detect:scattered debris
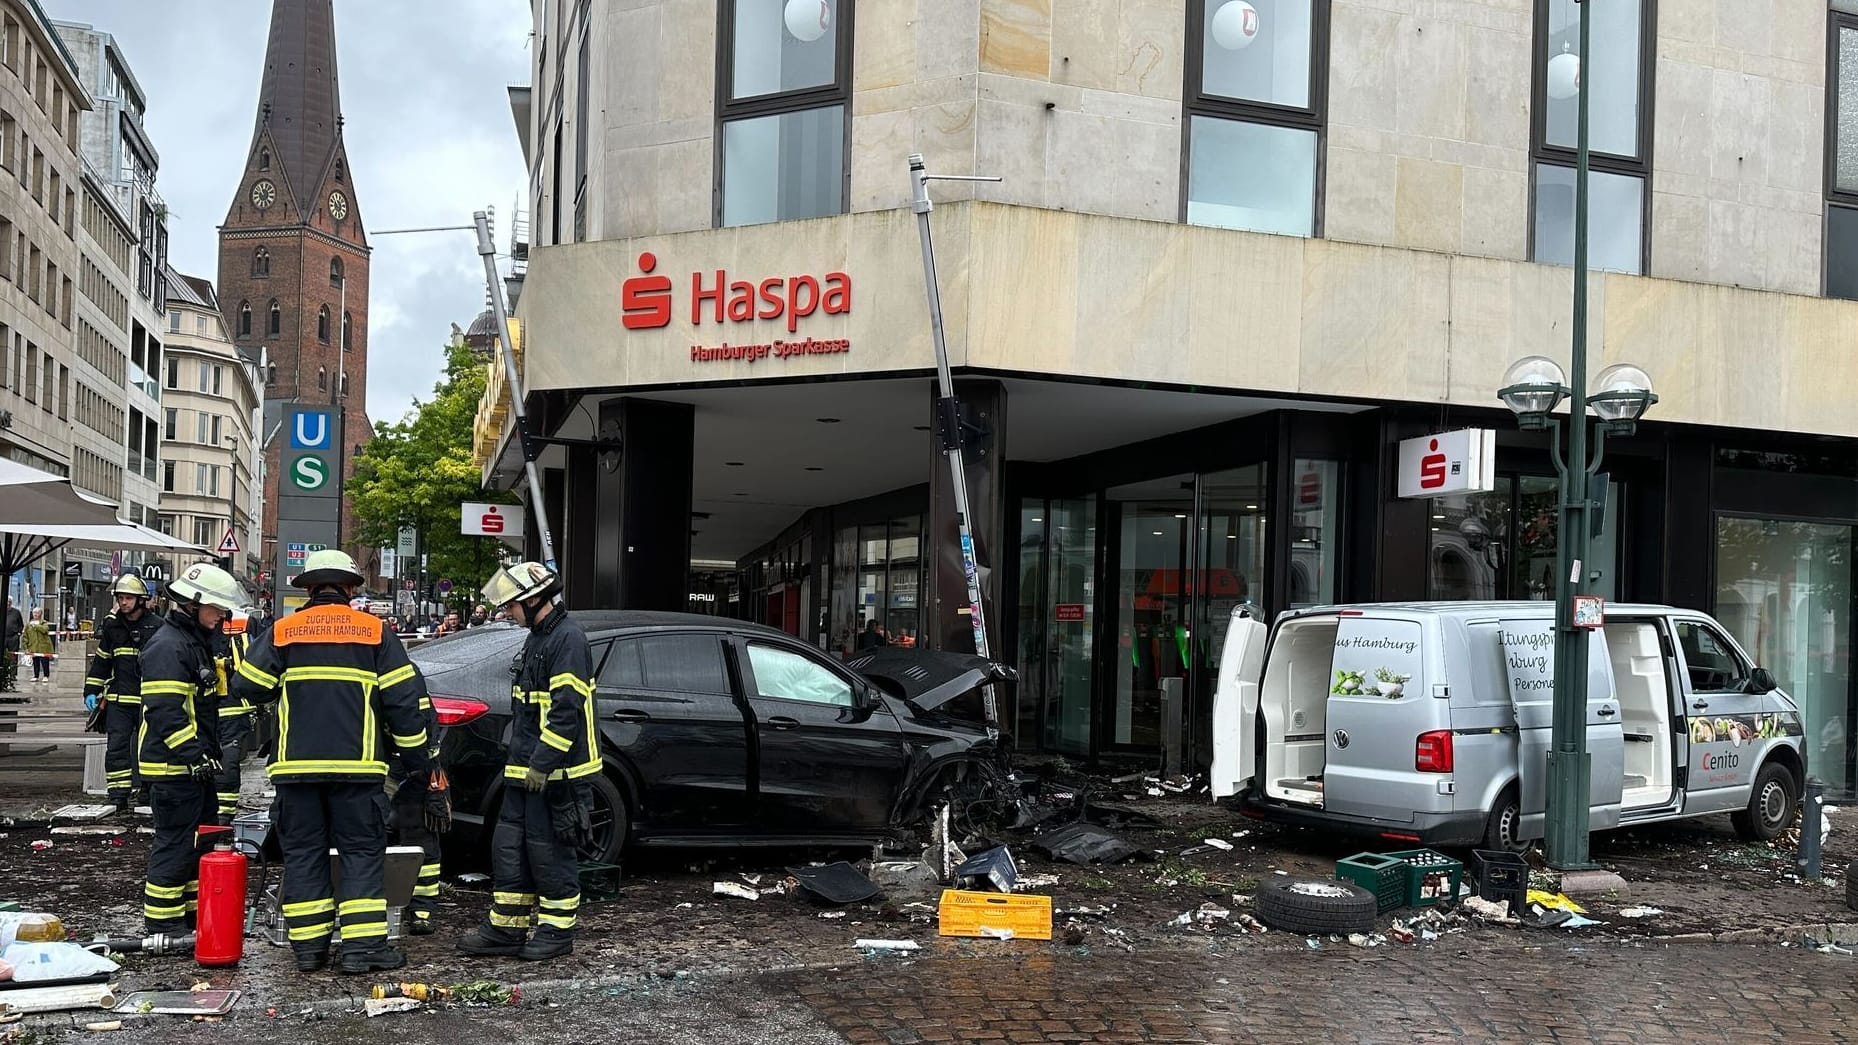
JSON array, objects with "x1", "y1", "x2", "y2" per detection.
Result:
[
  {"x1": 853, "y1": 939, "x2": 920, "y2": 953},
  {"x1": 1055, "y1": 905, "x2": 1111, "y2": 919},
  {"x1": 49, "y1": 805, "x2": 116, "y2": 821},
  {"x1": 450, "y1": 981, "x2": 519, "y2": 1007},
  {"x1": 1459, "y1": 895, "x2": 1521, "y2": 925},
  {"x1": 816, "y1": 911, "x2": 847, "y2": 920},
  {"x1": 788, "y1": 862, "x2": 882, "y2": 905},
  {"x1": 1202, "y1": 838, "x2": 1234, "y2": 851},
  {"x1": 712, "y1": 881, "x2": 760, "y2": 901},
  {"x1": 1031, "y1": 823, "x2": 1140, "y2": 866},
  {"x1": 1304, "y1": 936, "x2": 1324, "y2": 950},
  {"x1": 363, "y1": 997, "x2": 422, "y2": 1018},
  {"x1": 869, "y1": 860, "x2": 941, "y2": 899},
  {"x1": 26, "y1": 842, "x2": 49, "y2": 852},
  {"x1": 1346, "y1": 933, "x2": 1385, "y2": 948},
  {"x1": 48, "y1": 827, "x2": 122, "y2": 837},
  {"x1": 83, "y1": 1020, "x2": 123, "y2": 1032},
  {"x1": 978, "y1": 927, "x2": 1016, "y2": 940},
  {"x1": 456, "y1": 873, "x2": 490, "y2": 886},
  {"x1": 1815, "y1": 942, "x2": 1854, "y2": 956},
  {"x1": 1234, "y1": 914, "x2": 1267, "y2": 934},
  {"x1": 112, "y1": 990, "x2": 237, "y2": 1016},
  {"x1": 1618, "y1": 906, "x2": 1665, "y2": 919},
  {"x1": 1016, "y1": 873, "x2": 1060, "y2": 891},
  {"x1": 955, "y1": 847, "x2": 1019, "y2": 893}
]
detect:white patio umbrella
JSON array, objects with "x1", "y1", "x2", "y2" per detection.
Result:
[{"x1": 0, "y1": 458, "x2": 209, "y2": 600}]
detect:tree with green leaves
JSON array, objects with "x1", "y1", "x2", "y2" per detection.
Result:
[{"x1": 348, "y1": 341, "x2": 516, "y2": 612}]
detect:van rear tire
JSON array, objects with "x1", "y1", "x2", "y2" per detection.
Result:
[
  {"x1": 1731, "y1": 762, "x2": 1796, "y2": 843},
  {"x1": 1254, "y1": 878, "x2": 1378, "y2": 935},
  {"x1": 1481, "y1": 787, "x2": 1526, "y2": 853}
]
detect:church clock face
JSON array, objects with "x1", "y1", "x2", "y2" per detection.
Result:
[
  {"x1": 328, "y1": 191, "x2": 348, "y2": 221},
  {"x1": 250, "y1": 179, "x2": 277, "y2": 210}
]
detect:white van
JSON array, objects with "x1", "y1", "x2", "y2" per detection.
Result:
[{"x1": 1209, "y1": 602, "x2": 1807, "y2": 850}]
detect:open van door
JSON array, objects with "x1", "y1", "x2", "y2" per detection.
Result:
[{"x1": 1210, "y1": 611, "x2": 1267, "y2": 800}]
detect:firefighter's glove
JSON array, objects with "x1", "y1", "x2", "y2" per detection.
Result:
[
  {"x1": 520, "y1": 766, "x2": 548, "y2": 792},
  {"x1": 189, "y1": 756, "x2": 223, "y2": 782},
  {"x1": 83, "y1": 692, "x2": 100, "y2": 712},
  {"x1": 423, "y1": 770, "x2": 453, "y2": 834}
]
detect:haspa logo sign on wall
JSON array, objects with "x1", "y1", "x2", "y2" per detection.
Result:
[
  {"x1": 621, "y1": 252, "x2": 853, "y2": 365},
  {"x1": 461, "y1": 501, "x2": 526, "y2": 539},
  {"x1": 1396, "y1": 429, "x2": 1496, "y2": 499}
]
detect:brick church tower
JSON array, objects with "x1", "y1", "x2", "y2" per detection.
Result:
[{"x1": 217, "y1": 0, "x2": 372, "y2": 589}]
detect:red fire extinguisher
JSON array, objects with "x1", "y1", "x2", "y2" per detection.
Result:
[{"x1": 195, "y1": 842, "x2": 247, "y2": 967}]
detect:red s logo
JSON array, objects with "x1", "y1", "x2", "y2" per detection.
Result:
[
  {"x1": 1420, "y1": 438, "x2": 1447, "y2": 490},
  {"x1": 481, "y1": 508, "x2": 504, "y2": 534},
  {"x1": 622, "y1": 252, "x2": 674, "y2": 330}
]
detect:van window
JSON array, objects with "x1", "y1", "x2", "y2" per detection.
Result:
[{"x1": 1675, "y1": 621, "x2": 1747, "y2": 693}]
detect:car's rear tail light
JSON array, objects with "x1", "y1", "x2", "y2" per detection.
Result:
[
  {"x1": 1415, "y1": 730, "x2": 1453, "y2": 773},
  {"x1": 431, "y1": 695, "x2": 490, "y2": 727}
]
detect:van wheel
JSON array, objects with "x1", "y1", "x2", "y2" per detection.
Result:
[
  {"x1": 1254, "y1": 879, "x2": 1378, "y2": 935},
  {"x1": 1731, "y1": 763, "x2": 1796, "y2": 842},
  {"x1": 1481, "y1": 787, "x2": 1525, "y2": 853}
]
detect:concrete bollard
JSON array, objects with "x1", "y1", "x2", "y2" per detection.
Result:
[{"x1": 1799, "y1": 777, "x2": 1824, "y2": 881}]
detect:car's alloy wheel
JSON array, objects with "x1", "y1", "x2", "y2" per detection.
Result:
[{"x1": 578, "y1": 773, "x2": 629, "y2": 865}]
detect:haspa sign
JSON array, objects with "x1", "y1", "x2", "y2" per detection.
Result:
[
  {"x1": 1396, "y1": 429, "x2": 1495, "y2": 499},
  {"x1": 461, "y1": 501, "x2": 526, "y2": 538},
  {"x1": 621, "y1": 252, "x2": 853, "y2": 364}
]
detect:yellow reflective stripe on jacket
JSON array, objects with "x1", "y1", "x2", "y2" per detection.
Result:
[
  {"x1": 378, "y1": 663, "x2": 416, "y2": 689},
  {"x1": 392, "y1": 728, "x2": 428, "y2": 749},
  {"x1": 281, "y1": 665, "x2": 377, "y2": 686},
  {"x1": 538, "y1": 727, "x2": 572, "y2": 752},
  {"x1": 217, "y1": 704, "x2": 255, "y2": 718},
  {"x1": 237, "y1": 659, "x2": 279, "y2": 688},
  {"x1": 110, "y1": 647, "x2": 140, "y2": 657},
  {"x1": 548, "y1": 672, "x2": 593, "y2": 697},
  {"x1": 108, "y1": 693, "x2": 142, "y2": 705},
  {"x1": 503, "y1": 758, "x2": 602, "y2": 782},
  {"x1": 164, "y1": 722, "x2": 197, "y2": 749},
  {"x1": 141, "y1": 680, "x2": 195, "y2": 698},
  {"x1": 267, "y1": 759, "x2": 387, "y2": 778}
]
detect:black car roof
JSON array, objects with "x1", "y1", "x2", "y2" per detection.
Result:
[{"x1": 568, "y1": 609, "x2": 795, "y2": 642}]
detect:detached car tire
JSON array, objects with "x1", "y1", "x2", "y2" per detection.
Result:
[{"x1": 1255, "y1": 878, "x2": 1378, "y2": 935}]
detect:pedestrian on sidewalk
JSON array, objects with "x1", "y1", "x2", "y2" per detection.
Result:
[
  {"x1": 3, "y1": 596, "x2": 22, "y2": 692},
  {"x1": 86, "y1": 575, "x2": 163, "y2": 811},
  {"x1": 457, "y1": 562, "x2": 597, "y2": 963},
  {"x1": 23, "y1": 608, "x2": 52, "y2": 683},
  {"x1": 231, "y1": 550, "x2": 434, "y2": 975},
  {"x1": 137, "y1": 563, "x2": 242, "y2": 935}
]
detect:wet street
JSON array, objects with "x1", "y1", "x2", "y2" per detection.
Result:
[{"x1": 32, "y1": 939, "x2": 1856, "y2": 1044}]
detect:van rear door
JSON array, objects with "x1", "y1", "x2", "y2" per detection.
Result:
[
  {"x1": 1322, "y1": 614, "x2": 1444, "y2": 825},
  {"x1": 1209, "y1": 611, "x2": 1266, "y2": 800}
]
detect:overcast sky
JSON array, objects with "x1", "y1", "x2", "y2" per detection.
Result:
[{"x1": 44, "y1": 0, "x2": 532, "y2": 427}]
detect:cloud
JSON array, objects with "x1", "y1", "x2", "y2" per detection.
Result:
[{"x1": 44, "y1": 0, "x2": 531, "y2": 426}]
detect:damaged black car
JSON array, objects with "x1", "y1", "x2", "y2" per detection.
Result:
[{"x1": 412, "y1": 612, "x2": 1017, "y2": 863}]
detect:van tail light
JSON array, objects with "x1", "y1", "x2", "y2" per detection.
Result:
[
  {"x1": 1415, "y1": 730, "x2": 1453, "y2": 773},
  {"x1": 431, "y1": 695, "x2": 490, "y2": 727}
]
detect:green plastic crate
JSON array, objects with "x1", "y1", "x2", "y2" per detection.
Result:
[
  {"x1": 1387, "y1": 848, "x2": 1463, "y2": 908},
  {"x1": 1335, "y1": 852, "x2": 1406, "y2": 913}
]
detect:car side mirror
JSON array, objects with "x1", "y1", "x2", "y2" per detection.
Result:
[{"x1": 1747, "y1": 667, "x2": 1778, "y2": 695}]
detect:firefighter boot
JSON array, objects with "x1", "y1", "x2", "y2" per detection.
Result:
[
  {"x1": 519, "y1": 932, "x2": 573, "y2": 962},
  {"x1": 338, "y1": 945, "x2": 407, "y2": 976},
  {"x1": 456, "y1": 928, "x2": 525, "y2": 957}
]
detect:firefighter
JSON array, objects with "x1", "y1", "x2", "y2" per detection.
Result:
[
  {"x1": 230, "y1": 550, "x2": 437, "y2": 974},
  {"x1": 211, "y1": 612, "x2": 255, "y2": 825},
  {"x1": 138, "y1": 562, "x2": 243, "y2": 935},
  {"x1": 85, "y1": 574, "x2": 163, "y2": 811},
  {"x1": 457, "y1": 562, "x2": 598, "y2": 962}
]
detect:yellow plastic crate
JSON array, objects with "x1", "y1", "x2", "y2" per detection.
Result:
[{"x1": 937, "y1": 889, "x2": 1053, "y2": 940}]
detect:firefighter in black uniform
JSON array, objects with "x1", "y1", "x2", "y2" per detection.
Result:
[
  {"x1": 85, "y1": 574, "x2": 163, "y2": 811},
  {"x1": 457, "y1": 562, "x2": 598, "y2": 962},
  {"x1": 211, "y1": 613, "x2": 256, "y2": 824},
  {"x1": 230, "y1": 550, "x2": 439, "y2": 974},
  {"x1": 138, "y1": 562, "x2": 243, "y2": 934}
]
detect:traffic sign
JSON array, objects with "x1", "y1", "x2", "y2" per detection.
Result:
[
  {"x1": 61, "y1": 561, "x2": 80, "y2": 578},
  {"x1": 437, "y1": 578, "x2": 453, "y2": 595},
  {"x1": 216, "y1": 529, "x2": 241, "y2": 555},
  {"x1": 289, "y1": 456, "x2": 330, "y2": 490}
]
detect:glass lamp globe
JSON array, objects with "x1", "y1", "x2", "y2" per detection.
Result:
[
  {"x1": 1498, "y1": 355, "x2": 1569, "y2": 418},
  {"x1": 1590, "y1": 363, "x2": 1656, "y2": 423}
]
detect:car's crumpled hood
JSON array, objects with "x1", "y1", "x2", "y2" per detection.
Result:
[{"x1": 845, "y1": 647, "x2": 1017, "y2": 715}]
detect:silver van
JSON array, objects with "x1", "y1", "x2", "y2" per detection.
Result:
[{"x1": 1209, "y1": 602, "x2": 1807, "y2": 850}]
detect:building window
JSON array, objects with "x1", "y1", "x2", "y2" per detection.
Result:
[
  {"x1": 195, "y1": 462, "x2": 207, "y2": 493},
  {"x1": 162, "y1": 459, "x2": 175, "y2": 492},
  {"x1": 317, "y1": 305, "x2": 330, "y2": 343},
  {"x1": 329, "y1": 255, "x2": 343, "y2": 286},
  {"x1": 715, "y1": 0, "x2": 851, "y2": 228},
  {"x1": 168, "y1": 310, "x2": 180, "y2": 333},
  {"x1": 267, "y1": 300, "x2": 281, "y2": 336},
  {"x1": 1182, "y1": 0, "x2": 1328, "y2": 237},
  {"x1": 266, "y1": 363, "x2": 277, "y2": 386},
  {"x1": 212, "y1": 365, "x2": 223, "y2": 395},
  {"x1": 238, "y1": 301, "x2": 251, "y2": 336},
  {"x1": 342, "y1": 311, "x2": 352, "y2": 351},
  {"x1": 318, "y1": 366, "x2": 327, "y2": 392},
  {"x1": 196, "y1": 411, "x2": 208, "y2": 444},
  {"x1": 339, "y1": 372, "x2": 348, "y2": 398},
  {"x1": 258, "y1": 148, "x2": 270, "y2": 171},
  {"x1": 165, "y1": 358, "x2": 178, "y2": 388},
  {"x1": 335, "y1": 158, "x2": 344, "y2": 182},
  {"x1": 1828, "y1": 16, "x2": 1858, "y2": 298},
  {"x1": 252, "y1": 247, "x2": 269, "y2": 277},
  {"x1": 163, "y1": 407, "x2": 176, "y2": 440},
  {"x1": 198, "y1": 361, "x2": 210, "y2": 392},
  {"x1": 1529, "y1": 0, "x2": 1650, "y2": 275}
]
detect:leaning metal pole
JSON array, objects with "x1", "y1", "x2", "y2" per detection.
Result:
[
  {"x1": 908, "y1": 155, "x2": 996, "y2": 691},
  {"x1": 1545, "y1": 0, "x2": 1596, "y2": 870},
  {"x1": 474, "y1": 210, "x2": 559, "y2": 571}
]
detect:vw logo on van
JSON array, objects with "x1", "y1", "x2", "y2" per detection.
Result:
[{"x1": 1332, "y1": 729, "x2": 1350, "y2": 749}]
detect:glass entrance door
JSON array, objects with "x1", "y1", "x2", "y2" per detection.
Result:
[{"x1": 1108, "y1": 478, "x2": 1195, "y2": 750}]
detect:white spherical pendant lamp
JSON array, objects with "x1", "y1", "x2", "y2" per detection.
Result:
[
  {"x1": 1210, "y1": 0, "x2": 1261, "y2": 50},
  {"x1": 784, "y1": 0, "x2": 831, "y2": 43},
  {"x1": 1546, "y1": 50, "x2": 1581, "y2": 101}
]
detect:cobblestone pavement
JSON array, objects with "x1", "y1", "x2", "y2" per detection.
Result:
[{"x1": 763, "y1": 941, "x2": 1858, "y2": 1044}]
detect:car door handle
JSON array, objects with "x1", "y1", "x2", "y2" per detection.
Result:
[
  {"x1": 1596, "y1": 706, "x2": 1616, "y2": 717},
  {"x1": 606, "y1": 708, "x2": 650, "y2": 722},
  {"x1": 1691, "y1": 700, "x2": 1710, "y2": 711},
  {"x1": 766, "y1": 716, "x2": 799, "y2": 730}
]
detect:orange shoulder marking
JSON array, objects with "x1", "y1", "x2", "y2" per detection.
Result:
[
  {"x1": 273, "y1": 605, "x2": 384, "y2": 646},
  {"x1": 222, "y1": 619, "x2": 247, "y2": 636}
]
